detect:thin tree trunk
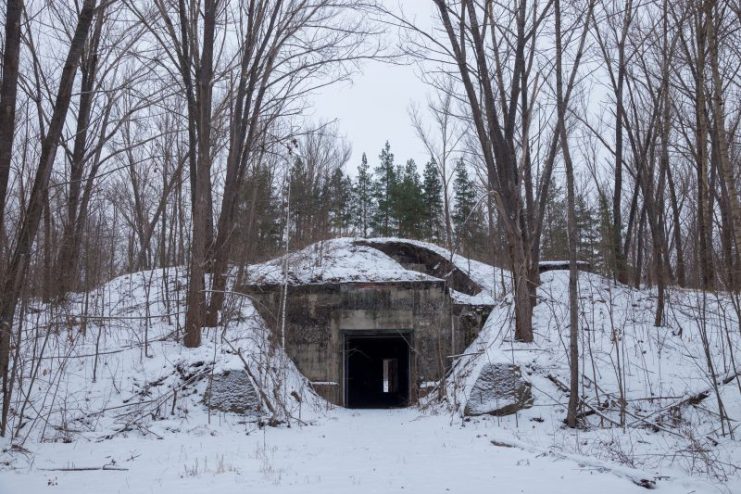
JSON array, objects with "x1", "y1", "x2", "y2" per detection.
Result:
[
  {"x1": 555, "y1": 0, "x2": 587, "y2": 428},
  {"x1": 695, "y1": 5, "x2": 714, "y2": 290},
  {"x1": 54, "y1": 6, "x2": 106, "y2": 298},
  {"x1": 0, "y1": 0, "x2": 98, "y2": 436},
  {"x1": 707, "y1": 0, "x2": 741, "y2": 291},
  {"x1": 612, "y1": 1, "x2": 633, "y2": 285},
  {"x1": 0, "y1": 0, "x2": 23, "y2": 224}
]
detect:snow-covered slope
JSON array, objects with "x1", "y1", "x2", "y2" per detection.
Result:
[
  {"x1": 0, "y1": 239, "x2": 739, "y2": 493},
  {"x1": 363, "y1": 236, "x2": 507, "y2": 302},
  {"x1": 0, "y1": 267, "x2": 324, "y2": 450},
  {"x1": 443, "y1": 269, "x2": 741, "y2": 483}
]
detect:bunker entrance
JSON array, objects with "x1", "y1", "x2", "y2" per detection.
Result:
[{"x1": 345, "y1": 334, "x2": 410, "y2": 408}]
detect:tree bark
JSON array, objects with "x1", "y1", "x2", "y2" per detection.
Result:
[
  {"x1": 707, "y1": 0, "x2": 741, "y2": 290},
  {"x1": 0, "y1": 0, "x2": 24, "y2": 224},
  {"x1": 0, "y1": 0, "x2": 98, "y2": 437},
  {"x1": 185, "y1": 0, "x2": 218, "y2": 346},
  {"x1": 54, "y1": 6, "x2": 106, "y2": 298},
  {"x1": 695, "y1": 4, "x2": 714, "y2": 290}
]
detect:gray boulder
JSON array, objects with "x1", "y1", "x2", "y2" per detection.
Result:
[
  {"x1": 203, "y1": 369, "x2": 261, "y2": 415},
  {"x1": 464, "y1": 363, "x2": 533, "y2": 416}
]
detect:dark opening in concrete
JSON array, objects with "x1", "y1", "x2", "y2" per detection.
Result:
[{"x1": 345, "y1": 334, "x2": 410, "y2": 408}]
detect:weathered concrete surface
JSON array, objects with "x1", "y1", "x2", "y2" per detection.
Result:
[
  {"x1": 464, "y1": 364, "x2": 533, "y2": 416},
  {"x1": 244, "y1": 281, "x2": 451, "y2": 406},
  {"x1": 240, "y1": 240, "x2": 497, "y2": 408},
  {"x1": 203, "y1": 370, "x2": 261, "y2": 415}
]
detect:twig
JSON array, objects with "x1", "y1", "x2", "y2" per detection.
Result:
[{"x1": 40, "y1": 465, "x2": 129, "y2": 471}]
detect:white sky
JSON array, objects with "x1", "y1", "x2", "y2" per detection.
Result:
[{"x1": 308, "y1": 1, "x2": 437, "y2": 175}]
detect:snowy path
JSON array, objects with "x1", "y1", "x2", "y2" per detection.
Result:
[{"x1": 0, "y1": 409, "x2": 725, "y2": 494}]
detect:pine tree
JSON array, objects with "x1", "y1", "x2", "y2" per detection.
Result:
[
  {"x1": 597, "y1": 191, "x2": 615, "y2": 276},
  {"x1": 421, "y1": 159, "x2": 444, "y2": 241},
  {"x1": 371, "y1": 141, "x2": 398, "y2": 236},
  {"x1": 328, "y1": 167, "x2": 353, "y2": 236},
  {"x1": 541, "y1": 184, "x2": 568, "y2": 260},
  {"x1": 288, "y1": 157, "x2": 307, "y2": 244},
  {"x1": 452, "y1": 159, "x2": 484, "y2": 254},
  {"x1": 352, "y1": 152, "x2": 374, "y2": 238},
  {"x1": 395, "y1": 159, "x2": 425, "y2": 239},
  {"x1": 575, "y1": 192, "x2": 600, "y2": 268}
]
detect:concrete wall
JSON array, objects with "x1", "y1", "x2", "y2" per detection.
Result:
[{"x1": 244, "y1": 281, "x2": 456, "y2": 406}]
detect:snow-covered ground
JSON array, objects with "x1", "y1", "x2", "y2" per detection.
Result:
[
  {"x1": 0, "y1": 408, "x2": 725, "y2": 494},
  {"x1": 0, "y1": 239, "x2": 739, "y2": 493}
]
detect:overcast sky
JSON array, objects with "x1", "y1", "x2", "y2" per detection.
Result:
[{"x1": 308, "y1": 2, "x2": 437, "y2": 175}]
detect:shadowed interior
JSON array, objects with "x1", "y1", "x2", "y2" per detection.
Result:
[{"x1": 345, "y1": 334, "x2": 410, "y2": 408}]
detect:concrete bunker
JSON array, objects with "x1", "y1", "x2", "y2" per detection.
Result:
[{"x1": 241, "y1": 239, "x2": 494, "y2": 408}]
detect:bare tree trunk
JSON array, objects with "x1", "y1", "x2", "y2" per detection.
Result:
[
  {"x1": 665, "y1": 162, "x2": 686, "y2": 286},
  {"x1": 707, "y1": 0, "x2": 741, "y2": 290},
  {"x1": 54, "y1": 6, "x2": 106, "y2": 298},
  {"x1": 185, "y1": 0, "x2": 218, "y2": 346},
  {"x1": 0, "y1": 0, "x2": 23, "y2": 224},
  {"x1": 635, "y1": 207, "x2": 647, "y2": 289},
  {"x1": 0, "y1": 0, "x2": 98, "y2": 436},
  {"x1": 613, "y1": 1, "x2": 633, "y2": 284},
  {"x1": 554, "y1": 0, "x2": 591, "y2": 428},
  {"x1": 695, "y1": 4, "x2": 714, "y2": 290},
  {"x1": 511, "y1": 228, "x2": 534, "y2": 342}
]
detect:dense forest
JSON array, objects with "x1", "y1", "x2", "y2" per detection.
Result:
[{"x1": 0, "y1": 0, "x2": 739, "y2": 437}]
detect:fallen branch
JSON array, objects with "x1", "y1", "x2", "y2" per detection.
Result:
[
  {"x1": 547, "y1": 374, "x2": 623, "y2": 428},
  {"x1": 486, "y1": 435, "x2": 664, "y2": 489},
  {"x1": 221, "y1": 335, "x2": 277, "y2": 417},
  {"x1": 628, "y1": 370, "x2": 741, "y2": 428},
  {"x1": 40, "y1": 465, "x2": 128, "y2": 472}
]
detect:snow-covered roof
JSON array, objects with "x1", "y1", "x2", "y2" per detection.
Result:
[
  {"x1": 242, "y1": 238, "x2": 502, "y2": 308},
  {"x1": 242, "y1": 238, "x2": 441, "y2": 286}
]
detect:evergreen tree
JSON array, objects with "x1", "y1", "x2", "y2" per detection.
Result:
[
  {"x1": 395, "y1": 159, "x2": 426, "y2": 239},
  {"x1": 328, "y1": 167, "x2": 354, "y2": 236},
  {"x1": 371, "y1": 141, "x2": 398, "y2": 236},
  {"x1": 287, "y1": 157, "x2": 307, "y2": 244},
  {"x1": 237, "y1": 163, "x2": 282, "y2": 261},
  {"x1": 352, "y1": 152, "x2": 374, "y2": 238},
  {"x1": 452, "y1": 159, "x2": 484, "y2": 254},
  {"x1": 421, "y1": 159, "x2": 444, "y2": 242},
  {"x1": 575, "y1": 192, "x2": 600, "y2": 268},
  {"x1": 541, "y1": 184, "x2": 568, "y2": 260},
  {"x1": 452, "y1": 159, "x2": 476, "y2": 229},
  {"x1": 597, "y1": 191, "x2": 615, "y2": 276}
]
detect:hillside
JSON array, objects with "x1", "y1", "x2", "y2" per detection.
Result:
[{"x1": 0, "y1": 239, "x2": 739, "y2": 493}]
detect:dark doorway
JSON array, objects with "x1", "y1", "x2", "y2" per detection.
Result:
[{"x1": 345, "y1": 334, "x2": 410, "y2": 408}]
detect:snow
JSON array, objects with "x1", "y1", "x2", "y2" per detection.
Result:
[
  {"x1": 2, "y1": 408, "x2": 719, "y2": 494},
  {"x1": 1, "y1": 240, "x2": 739, "y2": 493},
  {"x1": 362, "y1": 236, "x2": 507, "y2": 304},
  {"x1": 244, "y1": 237, "x2": 504, "y2": 307},
  {"x1": 443, "y1": 269, "x2": 741, "y2": 485},
  {"x1": 538, "y1": 260, "x2": 591, "y2": 267},
  {"x1": 243, "y1": 238, "x2": 439, "y2": 285}
]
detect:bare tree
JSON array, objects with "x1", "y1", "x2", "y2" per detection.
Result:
[
  {"x1": 415, "y1": 0, "x2": 593, "y2": 342},
  {"x1": 0, "y1": 0, "x2": 99, "y2": 437},
  {"x1": 127, "y1": 0, "x2": 221, "y2": 347},
  {"x1": 204, "y1": 0, "x2": 379, "y2": 326},
  {"x1": 410, "y1": 84, "x2": 462, "y2": 251},
  {"x1": 555, "y1": 0, "x2": 596, "y2": 427},
  {"x1": 705, "y1": 0, "x2": 741, "y2": 290},
  {"x1": 0, "y1": 0, "x2": 23, "y2": 227}
]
